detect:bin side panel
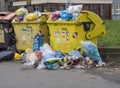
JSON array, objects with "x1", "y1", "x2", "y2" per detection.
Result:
[
  {"x1": 39, "y1": 22, "x2": 49, "y2": 43},
  {"x1": 0, "y1": 23, "x2": 11, "y2": 50},
  {"x1": 77, "y1": 12, "x2": 98, "y2": 46}
]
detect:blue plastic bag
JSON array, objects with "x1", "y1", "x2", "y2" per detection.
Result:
[
  {"x1": 81, "y1": 41, "x2": 103, "y2": 64},
  {"x1": 60, "y1": 11, "x2": 72, "y2": 21},
  {"x1": 69, "y1": 50, "x2": 83, "y2": 58}
]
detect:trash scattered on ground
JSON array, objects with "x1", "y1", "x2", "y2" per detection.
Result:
[
  {"x1": 18, "y1": 41, "x2": 106, "y2": 70},
  {"x1": 1, "y1": 5, "x2": 107, "y2": 71},
  {"x1": 81, "y1": 41, "x2": 105, "y2": 67}
]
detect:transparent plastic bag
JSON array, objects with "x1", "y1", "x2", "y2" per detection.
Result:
[
  {"x1": 81, "y1": 41, "x2": 103, "y2": 64},
  {"x1": 69, "y1": 50, "x2": 83, "y2": 58}
]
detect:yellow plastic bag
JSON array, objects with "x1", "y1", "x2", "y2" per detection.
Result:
[
  {"x1": 26, "y1": 13, "x2": 38, "y2": 21},
  {"x1": 15, "y1": 8, "x2": 28, "y2": 16},
  {"x1": 14, "y1": 53, "x2": 23, "y2": 61}
]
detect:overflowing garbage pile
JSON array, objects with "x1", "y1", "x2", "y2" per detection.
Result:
[
  {"x1": 12, "y1": 5, "x2": 83, "y2": 22},
  {"x1": 12, "y1": 5, "x2": 105, "y2": 70},
  {"x1": 49, "y1": 5, "x2": 82, "y2": 21},
  {"x1": 14, "y1": 40, "x2": 105, "y2": 70},
  {"x1": 12, "y1": 7, "x2": 41, "y2": 22}
]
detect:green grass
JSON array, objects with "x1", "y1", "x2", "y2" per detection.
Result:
[{"x1": 98, "y1": 20, "x2": 120, "y2": 47}]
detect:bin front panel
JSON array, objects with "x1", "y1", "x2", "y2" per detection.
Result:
[
  {"x1": 13, "y1": 22, "x2": 49, "y2": 51},
  {"x1": 48, "y1": 22, "x2": 87, "y2": 53}
]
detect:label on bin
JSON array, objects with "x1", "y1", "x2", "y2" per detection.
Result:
[
  {"x1": 0, "y1": 30, "x2": 5, "y2": 43},
  {"x1": 21, "y1": 36, "x2": 27, "y2": 41},
  {"x1": 72, "y1": 32, "x2": 78, "y2": 38},
  {"x1": 54, "y1": 31, "x2": 60, "y2": 36},
  {"x1": 55, "y1": 38, "x2": 60, "y2": 43}
]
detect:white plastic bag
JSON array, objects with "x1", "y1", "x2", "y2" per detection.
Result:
[
  {"x1": 69, "y1": 50, "x2": 83, "y2": 58},
  {"x1": 40, "y1": 43, "x2": 54, "y2": 56},
  {"x1": 67, "y1": 5, "x2": 83, "y2": 14},
  {"x1": 36, "y1": 59, "x2": 46, "y2": 70},
  {"x1": 23, "y1": 48, "x2": 38, "y2": 67}
]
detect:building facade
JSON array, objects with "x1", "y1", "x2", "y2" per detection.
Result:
[
  {"x1": 0, "y1": 0, "x2": 7, "y2": 12},
  {"x1": 0, "y1": 0, "x2": 14, "y2": 12},
  {"x1": 112, "y1": 0, "x2": 120, "y2": 20},
  {"x1": 8, "y1": 0, "x2": 113, "y2": 20}
]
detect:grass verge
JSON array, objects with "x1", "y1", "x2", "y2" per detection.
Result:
[{"x1": 98, "y1": 20, "x2": 120, "y2": 47}]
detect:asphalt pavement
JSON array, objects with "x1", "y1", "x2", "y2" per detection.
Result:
[{"x1": 0, "y1": 61, "x2": 120, "y2": 88}]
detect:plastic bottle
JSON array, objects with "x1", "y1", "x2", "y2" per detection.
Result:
[
  {"x1": 33, "y1": 36, "x2": 39, "y2": 51},
  {"x1": 22, "y1": 52, "x2": 26, "y2": 63},
  {"x1": 33, "y1": 31, "x2": 44, "y2": 51}
]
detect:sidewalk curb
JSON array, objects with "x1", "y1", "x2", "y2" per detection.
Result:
[{"x1": 98, "y1": 47, "x2": 120, "y2": 62}]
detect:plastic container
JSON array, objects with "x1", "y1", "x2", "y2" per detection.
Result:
[
  {"x1": 47, "y1": 10, "x2": 105, "y2": 53},
  {"x1": 12, "y1": 13, "x2": 50, "y2": 51}
]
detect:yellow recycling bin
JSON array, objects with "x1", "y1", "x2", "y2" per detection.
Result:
[
  {"x1": 12, "y1": 13, "x2": 50, "y2": 51},
  {"x1": 47, "y1": 10, "x2": 105, "y2": 53}
]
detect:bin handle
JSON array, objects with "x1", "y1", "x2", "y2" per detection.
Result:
[
  {"x1": 85, "y1": 23, "x2": 105, "y2": 39},
  {"x1": 80, "y1": 10, "x2": 106, "y2": 39},
  {"x1": 40, "y1": 21, "x2": 46, "y2": 25},
  {"x1": 76, "y1": 22, "x2": 82, "y2": 26}
]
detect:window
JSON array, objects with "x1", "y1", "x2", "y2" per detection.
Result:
[
  {"x1": 114, "y1": 3, "x2": 120, "y2": 14},
  {"x1": 13, "y1": 0, "x2": 25, "y2": 1}
]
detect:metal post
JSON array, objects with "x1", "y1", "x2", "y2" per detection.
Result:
[
  {"x1": 66, "y1": 0, "x2": 72, "y2": 9},
  {"x1": 114, "y1": 0, "x2": 117, "y2": 20},
  {"x1": 68, "y1": 0, "x2": 72, "y2": 6}
]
